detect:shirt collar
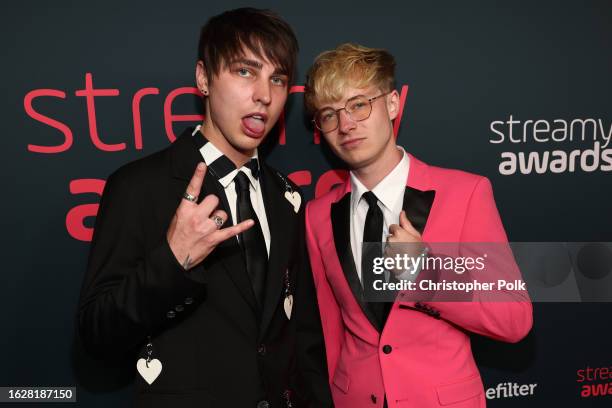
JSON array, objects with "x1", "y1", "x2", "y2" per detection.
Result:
[
  {"x1": 192, "y1": 125, "x2": 260, "y2": 189},
  {"x1": 350, "y1": 147, "x2": 410, "y2": 213}
]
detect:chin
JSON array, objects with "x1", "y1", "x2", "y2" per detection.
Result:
[
  {"x1": 339, "y1": 150, "x2": 367, "y2": 165},
  {"x1": 340, "y1": 157, "x2": 363, "y2": 170},
  {"x1": 235, "y1": 135, "x2": 265, "y2": 151}
]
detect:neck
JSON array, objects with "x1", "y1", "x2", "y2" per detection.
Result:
[
  {"x1": 353, "y1": 143, "x2": 402, "y2": 190},
  {"x1": 199, "y1": 121, "x2": 253, "y2": 169}
]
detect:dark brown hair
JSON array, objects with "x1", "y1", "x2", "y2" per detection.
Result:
[{"x1": 198, "y1": 8, "x2": 299, "y2": 85}]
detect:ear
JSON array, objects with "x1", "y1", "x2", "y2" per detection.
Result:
[
  {"x1": 386, "y1": 89, "x2": 400, "y2": 121},
  {"x1": 195, "y1": 61, "x2": 209, "y2": 96}
]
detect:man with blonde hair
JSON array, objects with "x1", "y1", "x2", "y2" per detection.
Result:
[{"x1": 303, "y1": 43, "x2": 532, "y2": 407}]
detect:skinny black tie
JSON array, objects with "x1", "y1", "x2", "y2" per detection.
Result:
[
  {"x1": 234, "y1": 171, "x2": 267, "y2": 310},
  {"x1": 361, "y1": 191, "x2": 386, "y2": 325}
]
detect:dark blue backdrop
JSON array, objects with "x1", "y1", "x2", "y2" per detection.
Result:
[{"x1": 2, "y1": 1, "x2": 611, "y2": 406}]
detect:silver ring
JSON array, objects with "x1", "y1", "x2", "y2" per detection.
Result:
[
  {"x1": 211, "y1": 215, "x2": 225, "y2": 228},
  {"x1": 183, "y1": 192, "x2": 197, "y2": 203}
]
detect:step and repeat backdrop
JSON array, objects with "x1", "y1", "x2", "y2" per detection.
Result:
[{"x1": 2, "y1": 1, "x2": 610, "y2": 406}]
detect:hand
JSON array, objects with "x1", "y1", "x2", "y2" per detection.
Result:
[
  {"x1": 385, "y1": 211, "x2": 425, "y2": 277},
  {"x1": 166, "y1": 162, "x2": 254, "y2": 270}
]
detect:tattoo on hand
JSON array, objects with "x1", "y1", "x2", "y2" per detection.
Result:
[{"x1": 182, "y1": 254, "x2": 193, "y2": 270}]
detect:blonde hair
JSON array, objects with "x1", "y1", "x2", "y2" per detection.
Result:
[{"x1": 304, "y1": 43, "x2": 396, "y2": 113}]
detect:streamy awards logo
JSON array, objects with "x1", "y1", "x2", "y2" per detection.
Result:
[{"x1": 489, "y1": 115, "x2": 612, "y2": 175}]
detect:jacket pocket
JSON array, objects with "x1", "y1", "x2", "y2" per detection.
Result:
[{"x1": 436, "y1": 374, "x2": 483, "y2": 406}]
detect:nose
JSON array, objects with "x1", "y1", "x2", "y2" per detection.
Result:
[
  {"x1": 253, "y1": 78, "x2": 271, "y2": 106},
  {"x1": 338, "y1": 109, "x2": 356, "y2": 134}
]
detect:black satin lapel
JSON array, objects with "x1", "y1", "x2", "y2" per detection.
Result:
[
  {"x1": 171, "y1": 128, "x2": 204, "y2": 181},
  {"x1": 258, "y1": 166, "x2": 292, "y2": 336},
  {"x1": 402, "y1": 186, "x2": 436, "y2": 234},
  {"x1": 331, "y1": 194, "x2": 381, "y2": 332}
]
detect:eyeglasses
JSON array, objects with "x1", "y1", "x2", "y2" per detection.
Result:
[{"x1": 313, "y1": 92, "x2": 389, "y2": 133}]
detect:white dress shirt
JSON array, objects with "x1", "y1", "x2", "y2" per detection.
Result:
[
  {"x1": 192, "y1": 125, "x2": 271, "y2": 256},
  {"x1": 350, "y1": 147, "x2": 411, "y2": 284}
]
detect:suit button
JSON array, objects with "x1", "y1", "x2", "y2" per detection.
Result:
[
  {"x1": 184, "y1": 297, "x2": 193, "y2": 305},
  {"x1": 257, "y1": 344, "x2": 266, "y2": 356},
  {"x1": 167, "y1": 310, "x2": 176, "y2": 319},
  {"x1": 256, "y1": 400, "x2": 270, "y2": 408},
  {"x1": 382, "y1": 344, "x2": 392, "y2": 354},
  {"x1": 371, "y1": 394, "x2": 377, "y2": 403},
  {"x1": 175, "y1": 305, "x2": 184, "y2": 312}
]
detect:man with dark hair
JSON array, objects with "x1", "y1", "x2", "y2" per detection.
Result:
[{"x1": 78, "y1": 8, "x2": 332, "y2": 408}]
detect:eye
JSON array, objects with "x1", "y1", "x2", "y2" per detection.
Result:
[
  {"x1": 237, "y1": 67, "x2": 252, "y2": 77},
  {"x1": 320, "y1": 111, "x2": 336, "y2": 122},
  {"x1": 352, "y1": 101, "x2": 367, "y2": 110},
  {"x1": 271, "y1": 76, "x2": 287, "y2": 87}
]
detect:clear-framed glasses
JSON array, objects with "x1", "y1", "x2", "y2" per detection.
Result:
[{"x1": 313, "y1": 92, "x2": 389, "y2": 133}]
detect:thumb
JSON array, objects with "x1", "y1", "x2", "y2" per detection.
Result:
[{"x1": 400, "y1": 211, "x2": 420, "y2": 236}]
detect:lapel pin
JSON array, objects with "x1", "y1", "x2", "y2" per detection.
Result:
[
  {"x1": 284, "y1": 191, "x2": 301, "y2": 213},
  {"x1": 284, "y1": 268, "x2": 293, "y2": 320},
  {"x1": 284, "y1": 294, "x2": 294, "y2": 320},
  {"x1": 276, "y1": 171, "x2": 301, "y2": 213}
]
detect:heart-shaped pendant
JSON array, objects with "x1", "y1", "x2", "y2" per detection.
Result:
[
  {"x1": 284, "y1": 191, "x2": 301, "y2": 213},
  {"x1": 137, "y1": 358, "x2": 162, "y2": 385},
  {"x1": 284, "y1": 294, "x2": 293, "y2": 320}
]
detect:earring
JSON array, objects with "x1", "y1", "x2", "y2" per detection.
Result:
[{"x1": 202, "y1": 89, "x2": 208, "y2": 95}]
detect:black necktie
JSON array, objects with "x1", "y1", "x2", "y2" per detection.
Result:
[
  {"x1": 361, "y1": 191, "x2": 387, "y2": 327},
  {"x1": 234, "y1": 171, "x2": 268, "y2": 310},
  {"x1": 361, "y1": 195, "x2": 394, "y2": 408}
]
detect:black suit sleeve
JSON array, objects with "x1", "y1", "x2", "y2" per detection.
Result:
[
  {"x1": 293, "y1": 205, "x2": 334, "y2": 407},
  {"x1": 77, "y1": 169, "x2": 206, "y2": 357}
]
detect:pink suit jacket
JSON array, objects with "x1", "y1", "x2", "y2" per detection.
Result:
[{"x1": 305, "y1": 153, "x2": 533, "y2": 408}]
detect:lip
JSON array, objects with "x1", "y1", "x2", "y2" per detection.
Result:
[
  {"x1": 243, "y1": 112, "x2": 268, "y2": 122},
  {"x1": 340, "y1": 137, "x2": 365, "y2": 148},
  {"x1": 241, "y1": 112, "x2": 268, "y2": 138}
]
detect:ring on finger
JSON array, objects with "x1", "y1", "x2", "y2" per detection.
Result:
[
  {"x1": 211, "y1": 215, "x2": 225, "y2": 229},
  {"x1": 183, "y1": 192, "x2": 197, "y2": 203}
]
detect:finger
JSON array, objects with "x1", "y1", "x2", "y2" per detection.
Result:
[
  {"x1": 384, "y1": 238, "x2": 400, "y2": 258},
  {"x1": 184, "y1": 162, "x2": 207, "y2": 202},
  {"x1": 212, "y1": 219, "x2": 255, "y2": 243},
  {"x1": 208, "y1": 209, "x2": 228, "y2": 230},
  {"x1": 388, "y1": 224, "x2": 400, "y2": 236},
  {"x1": 197, "y1": 194, "x2": 220, "y2": 218},
  {"x1": 400, "y1": 211, "x2": 420, "y2": 236}
]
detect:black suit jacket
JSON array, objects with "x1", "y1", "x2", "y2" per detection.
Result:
[{"x1": 77, "y1": 129, "x2": 332, "y2": 407}]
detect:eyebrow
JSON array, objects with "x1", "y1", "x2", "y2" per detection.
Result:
[
  {"x1": 232, "y1": 58, "x2": 263, "y2": 70},
  {"x1": 231, "y1": 58, "x2": 288, "y2": 77}
]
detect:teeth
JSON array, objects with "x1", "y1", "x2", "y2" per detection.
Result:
[{"x1": 252, "y1": 115, "x2": 263, "y2": 120}]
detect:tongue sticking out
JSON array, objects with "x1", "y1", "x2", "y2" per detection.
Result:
[{"x1": 243, "y1": 116, "x2": 265, "y2": 134}]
